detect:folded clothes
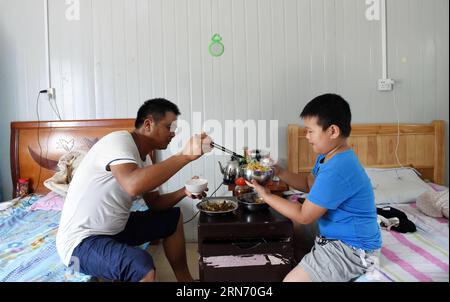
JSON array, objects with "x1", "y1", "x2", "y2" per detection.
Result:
[{"x1": 377, "y1": 206, "x2": 417, "y2": 233}]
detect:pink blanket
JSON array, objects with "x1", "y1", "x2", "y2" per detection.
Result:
[{"x1": 29, "y1": 192, "x2": 64, "y2": 212}]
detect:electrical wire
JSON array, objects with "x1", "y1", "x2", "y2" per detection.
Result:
[
  {"x1": 35, "y1": 92, "x2": 44, "y2": 193},
  {"x1": 40, "y1": 89, "x2": 62, "y2": 120},
  {"x1": 183, "y1": 209, "x2": 200, "y2": 225},
  {"x1": 392, "y1": 91, "x2": 404, "y2": 170},
  {"x1": 392, "y1": 89, "x2": 412, "y2": 180},
  {"x1": 49, "y1": 98, "x2": 62, "y2": 120},
  {"x1": 210, "y1": 181, "x2": 224, "y2": 197}
]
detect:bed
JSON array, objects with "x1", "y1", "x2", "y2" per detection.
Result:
[
  {"x1": 288, "y1": 120, "x2": 448, "y2": 282},
  {"x1": 2, "y1": 119, "x2": 448, "y2": 282},
  {"x1": 2, "y1": 119, "x2": 149, "y2": 282}
]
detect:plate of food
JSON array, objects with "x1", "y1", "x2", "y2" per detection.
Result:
[
  {"x1": 196, "y1": 197, "x2": 239, "y2": 215},
  {"x1": 237, "y1": 192, "x2": 269, "y2": 212}
]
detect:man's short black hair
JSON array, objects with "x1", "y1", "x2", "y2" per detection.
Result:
[
  {"x1": 135, "y1": 98, "x2": 181, "y2": 128},
  {"x1": 300, "y1": 94, "x2": 352, "y2": 137}
]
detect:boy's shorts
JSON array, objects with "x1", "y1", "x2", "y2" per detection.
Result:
[
  {"x1": 299, "y1": 236, "x2": 380, "y2": 282},
  {"x1": 71, "y1": 207, "x2": 180, "y2": 282}
]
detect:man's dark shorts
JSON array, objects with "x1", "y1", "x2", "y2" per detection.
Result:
[{"x1": 71, "y1": 207, "x2": 181, "y2": 282}]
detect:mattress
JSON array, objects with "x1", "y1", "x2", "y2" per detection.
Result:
[
  {"x1": 0, "y1": 194, "x2": 149, "y2": 282},
  {"x1": 358, "y1": 202, "x2": 448, "y2": 282}
]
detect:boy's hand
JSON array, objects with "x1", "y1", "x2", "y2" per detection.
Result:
[
  {"x1": 181, "y1": 133, "x2": 212, "y2": 161},
  {"x1": 245, "y1": 180, "x2": 271, "y2": 198}
]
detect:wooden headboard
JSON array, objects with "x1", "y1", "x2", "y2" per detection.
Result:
[
  {"x1": 288, "y1": 120, "x2": 445, "y2": 185},
  {"x1": 10, "y1": 119, "x2": 140, "y2": 197}
]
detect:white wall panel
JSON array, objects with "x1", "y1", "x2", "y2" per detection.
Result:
[
  {"x1": 0, "y1": 0, "x2": 49, "y2": 203},
  {"x1": 1, "y1": 0, "x2": 448, "y2": 240}
]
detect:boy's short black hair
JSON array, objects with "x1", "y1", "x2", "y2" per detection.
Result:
[
  {"x1": 300, "y1": 94, "x2": 352, "y2": 137},
  {"x1": 135, "y1": 98, "x2": 180, "y2": 128}
]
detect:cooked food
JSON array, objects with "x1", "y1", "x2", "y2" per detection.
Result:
[
  {"x1": 245, "y1": 161, "x2": 271, "y2": 172},
  {"x1": 201, "y1": 200, "x2": 236, "y2": 212},
  {"x1": 238, "y1": 194, "x2": 266, "y2": 205},
  {"x1": 254, "y1": 197, "x2": 266, "y2": 204}
]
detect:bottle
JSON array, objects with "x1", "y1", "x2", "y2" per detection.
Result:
[
  {"x1": 16, "y1": 178, "x2": 30, "y2": 197},
  {"x1": 234, "y1": 177, "x2": 253, "y2": 199},
  {"x1": 239, "y1": 147, "x2": 249, "y2": 166}
]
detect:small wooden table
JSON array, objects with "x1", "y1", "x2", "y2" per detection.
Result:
[{"x1": 197, "y1": 207, "x2": 295, "y2": 282}]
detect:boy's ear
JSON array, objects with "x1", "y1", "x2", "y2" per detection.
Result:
[{"x1": 329, "y1": 125, "x2": 341, "y2": 139}]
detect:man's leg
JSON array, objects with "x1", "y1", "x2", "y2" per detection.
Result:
[
  {"x1": 162, "y1": 212, "x2": 194, "y2": 282},
  {"x1": 114, "y1": 208, "x2": 193, "y2": 282},
  {"x1": 71, "y1": 235, "x2": 155, "y2": 282}
]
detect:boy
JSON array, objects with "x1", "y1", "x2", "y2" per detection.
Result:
[{"x1": 248, "y1": 94, "x2": 382, "y2": 282}]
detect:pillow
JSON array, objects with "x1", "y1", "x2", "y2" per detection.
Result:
[{"x1": 365, "y1": 168, "x2": 433, "y2": 205}]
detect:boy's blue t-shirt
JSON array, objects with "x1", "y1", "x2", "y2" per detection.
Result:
[{"x1": 308, "y1": 149, "x2": 382, "y2": 251}]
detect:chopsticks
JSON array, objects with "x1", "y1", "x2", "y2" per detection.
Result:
[{"x1": 210, "y1": 142, "x2": 244, "y2": 159}]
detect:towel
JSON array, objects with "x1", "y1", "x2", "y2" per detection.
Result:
[{"x1": 44, "y1": 151, "x2": 86, "y2": 196}]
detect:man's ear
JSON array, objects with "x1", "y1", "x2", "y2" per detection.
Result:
[{"x1": 143, "y1": 117, "x2": 154, "y2": 133}]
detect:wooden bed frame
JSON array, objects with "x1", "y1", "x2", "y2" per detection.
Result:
[
  {"x1": 288, "y1": 120, "x2": 446, "y2": 185},
  {"x1": 10, "y1": 119, "x2": 446, "y2": 198},
  {"x1": 10, "y1": 119, "x2": 140, "y2": 197}
]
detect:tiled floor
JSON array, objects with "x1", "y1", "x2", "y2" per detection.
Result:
[{"x1": 150, "y1": 242, "x2": 199, "y2": 282}]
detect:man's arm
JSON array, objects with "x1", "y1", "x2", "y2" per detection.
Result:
[
  {"x1": 143, "y1": 190, "x2": 186, "y2": 211},
  {"x1": 111, "y1": 133, "x2": 212, "y2": 197},
  {"x1": 110, "y1": 155, "x2": 191, "y2": 197}
]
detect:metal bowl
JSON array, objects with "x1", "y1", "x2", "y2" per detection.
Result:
[
  {"x1": 196, "y1": 197, "x2": 238, "y2": 216},
  {"x1": 237, "y1": 192, "x2": 269, "y2": 212},
  {"x1": 242, "y1": 167, "x2": 274, "y2": 185}
]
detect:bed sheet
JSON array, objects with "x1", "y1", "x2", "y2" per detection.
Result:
[
  {"x1": 358, "y1": 203, "x2": 448, "y2": 282},
  {"x1": 0, "y1": 194, "x2": 149, "y2": 282}
]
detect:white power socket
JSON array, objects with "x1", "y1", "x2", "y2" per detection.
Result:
[
  {"x1": 377, "y1": 79, "x2": 394, "y2": 91},
  {"x1": 47, "y1": 88, "x2": 56, "y2": 99}
]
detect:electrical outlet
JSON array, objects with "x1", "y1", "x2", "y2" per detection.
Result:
[
  {"x1": 377, "y1": 79, "x2": 394, "y2": 91},
  {"x1": 47, "y1": 88, "x2": 56, "y2": 99}
]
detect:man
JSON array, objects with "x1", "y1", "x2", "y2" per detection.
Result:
[{"x1": 56, "y1": 98, "x2": 212, "y2": 282}]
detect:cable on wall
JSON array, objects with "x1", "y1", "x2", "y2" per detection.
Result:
[{"x1": 43, "y1": 0, "x2": 63, "y2": 121}]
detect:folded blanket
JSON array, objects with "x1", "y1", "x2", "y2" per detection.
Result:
[
  {"x1": 417, "y1": 188, "x2": 449, "y2": 219},
  {"x1": 44, "y1": 151, "x2": 86, "y2": 196}
]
